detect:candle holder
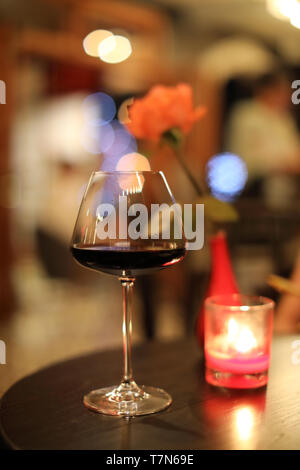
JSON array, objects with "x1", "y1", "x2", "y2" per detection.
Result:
[{"x1": 205, "y1": 294, "x2": 274, "y2": 389}]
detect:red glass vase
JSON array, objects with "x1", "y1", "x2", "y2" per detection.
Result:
[{"x1": 196, "y1": 231, "x2": 239, "y2": 346}]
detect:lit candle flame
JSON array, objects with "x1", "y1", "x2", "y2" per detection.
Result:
[
  {"x1": 228, "y1": 317, "x2": 239, "y2": 343},
  {"x1": 227, "y1": 318, "x2": 257, "y2": 353}
]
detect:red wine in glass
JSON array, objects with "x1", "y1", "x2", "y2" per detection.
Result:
[{"x1": 70, "y1": 171, "x2": 186, "y2": 416}]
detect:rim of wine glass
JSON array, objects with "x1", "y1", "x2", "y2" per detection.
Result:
[
  {"x1": 92, "y1": 170, "x2": 163, "y2": 175},
  {"x1": 87, "y1": 170, "x2": 177, "y2": 205},
  {"x1": 205, "y1": 294, "x2": 274, "y2": 311}
]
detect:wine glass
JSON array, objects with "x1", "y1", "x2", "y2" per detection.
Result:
[{"x1": 71, "y1": 171, "x2": 186, "y2": 416}]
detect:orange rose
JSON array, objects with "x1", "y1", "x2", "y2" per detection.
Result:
[{"x1": 126, "y1": 83, "x2": 206, "y2": 142}]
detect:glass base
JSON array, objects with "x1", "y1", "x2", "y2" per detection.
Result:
[
  {"x1": 83, "y1": 380, "x2": 172, "y2": 416},
  {"x1": 206, "y1": 367, "x2": 268, "y2": 389}
]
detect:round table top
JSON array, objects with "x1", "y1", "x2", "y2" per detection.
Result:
[{"x1": 1, "y1": 336, "x2": 300, "y2": 450}]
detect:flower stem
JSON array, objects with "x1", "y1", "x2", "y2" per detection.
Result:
[
  {"x1": 162, "y1": 129, "x2": 206, "y2": 197},
  {"x1": 172, "y1": 146, "x2": 206, "y2": 197}
]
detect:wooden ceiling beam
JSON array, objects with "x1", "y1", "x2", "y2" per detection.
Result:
[
  {"x1": 17, "y1": 29, "x2": 102, "y2": 68},
  {"x1": 44, "y1": 0, "x2": 170, "y2": 35}
]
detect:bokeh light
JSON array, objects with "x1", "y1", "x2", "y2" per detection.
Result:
[
  {"x1": 105, "y1": 121, "x2": 137, "y2": 156},
  {"x1": 98, "y1": 35, "x2": 132, "y2": 64},
  {"x1": 290, "y1": 13, "x2": 300, "y2": 28},
  {"x1": 116, "y1": 153, "x2": 151, "y2": 172},
  {"x1": 267, "y1": 0, "x2": 289, "y2": 19},
  {"x1": 100, "y1": 122, "x2": 137, "y2": 170},
  {"x1": 116, "y1": 153, "x2": 151, "y2": 193},
  {"x1": 267, "y1": 0, "x2": 300, "y2": 28},
  {"x1": 83, "y1": 30, "x2": 113, "y2": 57},
  {"x1": 118, "y1": 172, "x2": 145, "y2": 194},
  {"x1": 118, "y1": 97, "x2": 134, "y2": 124},
  {"x1": 206, "y1": 152, "x2": 248, "y2": 202},
  {"x1": 81, "y1": 92, "x2": 138, "y2": 171},
  {"x1": 81, "y1": 123, "x2": 115, "y2": 155},
  {"x1": 277, "y1": 0, "x2": 300, "y2": 19},
  {"x1": 83, "y1": 92, "x2": 116, "y2": 127}
]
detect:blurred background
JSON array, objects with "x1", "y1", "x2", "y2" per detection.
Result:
[{"x1": 1, "y1": 0, "x2": 300, "y2": 396}]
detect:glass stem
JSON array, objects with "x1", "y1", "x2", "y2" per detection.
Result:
[{"x1": 120, "y1": 278, "x2": 135, "y2": 385}]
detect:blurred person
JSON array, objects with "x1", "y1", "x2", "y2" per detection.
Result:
[
  {"x1": 36, "y1": 160, "x2": 94, "y2": 279},
  {"x1": 13, "y1": 91, "x2": 96, "y2": 238},
  {"x1": 225, "y1": 71, "x2": 300, "y2": 208},
  {"x1": 12, "y1": 91, "x2": 98, "y2": 277}
]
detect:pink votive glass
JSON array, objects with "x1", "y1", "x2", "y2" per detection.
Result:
[{"x1": 204, "y1": 294, "x2": 274, "y2": 389}]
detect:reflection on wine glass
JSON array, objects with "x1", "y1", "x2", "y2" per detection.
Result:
[{"x1": 71, "y1": 171, "x2": 186, "y2": 416}]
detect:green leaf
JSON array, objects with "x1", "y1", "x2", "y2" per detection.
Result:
[
  {"x1": 198, "y1": 195, "x2": 239, "y2": 223},
  {"x1": 162, "y1": 128, "x2": 183, "y2": 149}
]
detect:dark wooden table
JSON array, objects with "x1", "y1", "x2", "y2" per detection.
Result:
[{"x1": 1, "y1": 336, "x2": 300, "y2": 450}]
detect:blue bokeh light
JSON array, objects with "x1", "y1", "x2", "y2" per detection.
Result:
[
  {"x1": 206, "y1": 152, "x2": 248, "y2": 201},
  {"x1": 83, "y1": 92, "x2": 116, "y2": 127},
  {"x1": 104, "y1": 120, "x2": 137, "y2": 156},
  {"x1": 101, "y1": 121, "x2": 137, "y2": 171},
  {"x1": 81, "y1": 92, "x2": 137, "y2": 170}
]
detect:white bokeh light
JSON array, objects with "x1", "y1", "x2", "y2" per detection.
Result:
[
  {"x1": 98, "y1": 35, "x2": 132, "y2": 64},
  {"x1": 83, "y1": 30, "x2": 113, "y2": 57},
  {"x1": 267, "y1": 0, "x2": 300, "y2": 28}
]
